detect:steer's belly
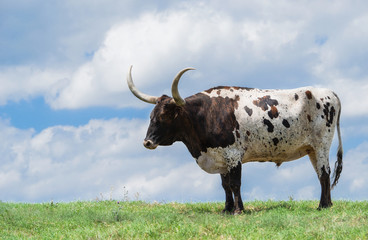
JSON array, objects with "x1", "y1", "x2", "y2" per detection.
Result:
[
  {"x1": 196, "y1": 142, "x2": 312, "y2": 174},
  {"x1": 242, "y1": 145, "x2": 311, "y2": 165}
]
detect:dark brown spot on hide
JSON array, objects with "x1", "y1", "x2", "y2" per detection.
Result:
[
  {"x1": 316, "y1": 103, "x2": 321, "y2": 109},
  {"x1": 272, "y1": 138, "x2": 279, "y2": 146},
  {"x1": 323, "y1": 103, "x2": 336, "y2": 127},
  {"x1": 253, "y1": 95, "x2": 279, "y2": 111},
  {"x1": 307, "y1": 115, "x2": 312, "y2": 122},
  {"x1": 282, "y1": 119, "x2": 290, "y2": 128},
  {"x1": 236, "y1": 130, "x2": 240, "y2": 138},
  {"x1": 205, "y1": 89, "x2": 212, "y2": 94},
  {"x1": 305, "y1": 90, "x2": 313, "y2": 99},
  {"x1": 246, "y1": 131, "x2": 250, "y2": 136},
  {"x1": 263, "y1": 119, "x2": 274, "y2": 132},
  {"x1": 294, "y1": 93, "x2": 299, "y2": 101},
  {"x1": 330, "y1": 107, "x2": 335, "y2": 124},
  {"x1": 234, "y1": 95, "x2": 240, "y2": 109},
  {"x1": 268, "y1": 106, "x2": 279, "y2": 119},
  {"x1": 244, "y1": 106, "x2": 253, "y2": 116}
]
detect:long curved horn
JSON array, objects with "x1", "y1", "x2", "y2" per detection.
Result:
[
  {"x1": 171, "y1": 67, "x2": 195, "y2": 106},
  {"x1": 127, "y1": 66, "x2": 158, "y2": 104}
]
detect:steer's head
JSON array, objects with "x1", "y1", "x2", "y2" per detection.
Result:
[{"x1": 127, "y1": 66, "x2": 195, "y2": 150}]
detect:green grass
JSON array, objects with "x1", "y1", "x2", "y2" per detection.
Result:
[{"x1": 1, "y1": 200, "x2": 367, "y2": 239}]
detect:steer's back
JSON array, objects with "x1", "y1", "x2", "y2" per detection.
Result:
[{"x1": 202, "y1": 86, "x2": 340, "y2": 166}]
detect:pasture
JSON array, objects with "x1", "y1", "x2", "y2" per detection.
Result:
[{"x1": 1, "y1": 200, "x2": 367, "y2": 239}]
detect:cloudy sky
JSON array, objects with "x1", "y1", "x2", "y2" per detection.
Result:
[{"x1": 1, "y1": 0, "x2": 368, "y2": 203}]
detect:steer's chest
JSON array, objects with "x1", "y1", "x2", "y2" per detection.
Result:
[{"x1": 196, "y1": 145, "x2": 243, "y2": 174}]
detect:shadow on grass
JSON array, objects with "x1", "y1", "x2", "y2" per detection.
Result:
[
  {"x1": 170, "y1": 200, "x2": 321, "y2": 216},
  {"x1": 180, "y1": 201, "x2": 319, "y2": 216},
  {"x1": 241, "y1": 201, "x2": 319, "y2": 215}
]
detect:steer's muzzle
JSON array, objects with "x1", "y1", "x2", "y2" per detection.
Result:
[{"x1": 143, "y1": 139, "x2": 158, "y2": 149}]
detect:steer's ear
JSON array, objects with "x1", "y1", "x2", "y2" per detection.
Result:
[
  {"x1": 172, "y1": 103, "x2": 184, "y2": 119},
  {"x1": 174, "y1": 107, "x2": 180, "y2": 119},
  {"x1": 162, "y1": 102, "x2": 183, "y2": 120},
  {"x1": 174, "y1": 104, "x2": 185, "y2": 119}
]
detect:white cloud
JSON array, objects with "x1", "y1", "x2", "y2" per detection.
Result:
[
  {"x1": 242, "y1": 160, "x2": 320, "y2": 201},
  {"x1": 0, "y1": 66, "x2": 68, "y2": 105},
  {"x1": 0, "y1": 116, "x2": 367, "y2": 203},
  {"x1": 325, "y1": 78, "x2": 368, "y2": 117},
  {"x1": 0, "y1": 118, "x2": 222, "y2": 202},
  {"x1": 273, "y1": 160, "x2": 315, "y2": 184},
  {"x1": 244, "y1": 186, "x2": 269, "y2": 201},
  {"x1": 296, "y1": 186, "x2": 316, "y2": 200},
  {"x1": 47, "y1": 6, "x2": 305, "y2": 109},
  {"x1": 121, "y1": 163, "x2": 219, "y2": 202},
  {"x1": 0, "y1": 1, "x2": 364, "y2": 118},
  {"x1": 311, "y1": 14, "x2": 368, "y2": 117}
]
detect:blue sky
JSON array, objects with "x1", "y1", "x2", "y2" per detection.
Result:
[{"x1": 1, "y1": 0, "x2": 368, "y2": 203}]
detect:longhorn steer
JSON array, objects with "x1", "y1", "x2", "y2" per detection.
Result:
[{"x1": 127, "y1": 66, "x2": 343, "y2": 214}]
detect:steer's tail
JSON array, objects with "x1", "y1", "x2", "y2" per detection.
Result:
[{"x1": 331, "y1": 93, "x2": 343, "y2": 189}]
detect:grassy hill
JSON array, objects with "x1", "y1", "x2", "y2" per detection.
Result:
[{"x1": 1, "y1": 200, "x2": 367, "y2": 239}]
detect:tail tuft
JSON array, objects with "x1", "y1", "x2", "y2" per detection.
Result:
[
  {"x1": 331, "y1": 146, "x2": 343, "y2": 189},
  {"x1": 331, "y1": 93, "x2": 343, "y2": 189}
]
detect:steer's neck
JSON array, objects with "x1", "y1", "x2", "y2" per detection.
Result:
[
  {"x1": 179, "y1": 96, "x2": 210, "y2": 159},
  {"x1": 178, "y1": 92, "x2": 240, "y2": 160}
]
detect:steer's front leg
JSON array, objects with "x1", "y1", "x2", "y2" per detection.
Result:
[
  {"x1": 221, "y1": 161, "x2": 244, "y2": 215},
  {"x1": 221, "y1": 173, "x2": 234, "y2": 213},
  {"x1": 230, "y1": 162, "x2": 244, "y2": 215}
]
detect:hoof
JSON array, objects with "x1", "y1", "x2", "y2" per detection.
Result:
[
  {"x1": 222, "y1": 209, "x2": 233, "y2": 215},
  {"x1": 233, "y1": 209, "x2": 243, "y2": 215},
  {"x1": 318, "y1": 202, "x2": 333, "y2": 210}
]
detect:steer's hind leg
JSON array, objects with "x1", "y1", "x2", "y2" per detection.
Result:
[
  {"x1": 308, "y1": 149, "x2": 332, "y2": 209},
  {"x1": 221, "y1": 162, "x2": 244, "y2": 214},
  {"x1": 318, "y1": 165, "x2": 332, "y2": 209}
]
